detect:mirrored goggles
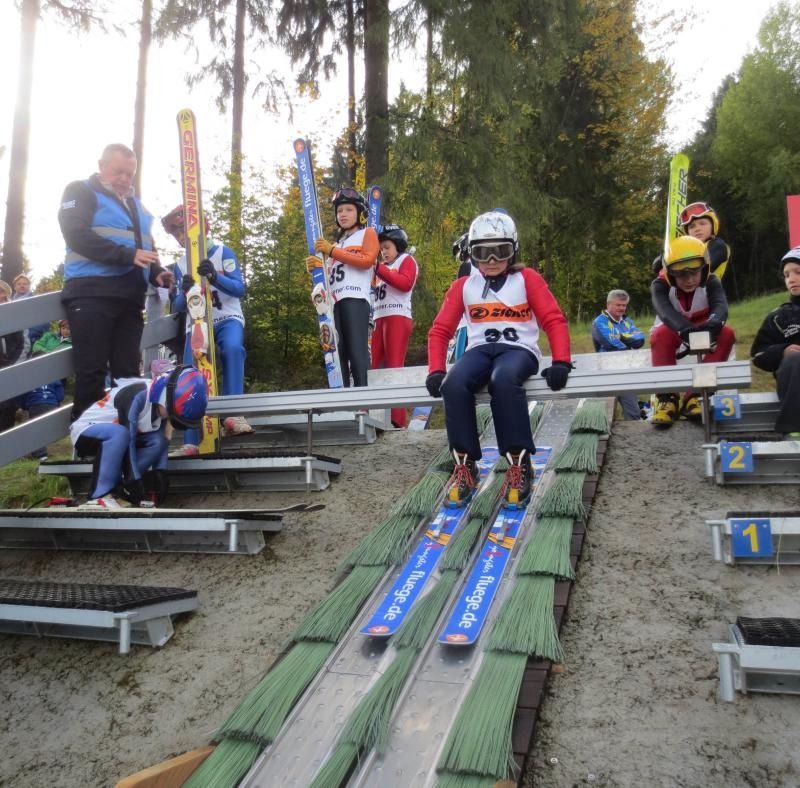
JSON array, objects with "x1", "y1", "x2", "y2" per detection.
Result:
[
  {"x1": 470, "y1": 241, "x2": 515, "y2": 263},
  {"x1": 679, "y1": 202, "x2": 713, "y2": 226},
  {"x1": 331, "y1": 187, "x2": 362, "y2": 204}
]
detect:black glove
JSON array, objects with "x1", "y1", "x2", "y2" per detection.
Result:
[
  {"x1": 197, "y1": 258, "x2": 216, "y2": 282},
  {"x1": 703, "y1": 319, "x2": 723, "y2": 340},
  {"x1": 120, "y1": 478, "x2": 146, "y2": 506},
  {"x1": 181, "y1": 274, "x2": 196, "y2": 293},
  {"x1": 541, "y1": 361, "x2": 572, "y2": 391},
  {"x1": 426, "y1": 370, "x2": 446, "y2": 398},
  {"x1": 678, "y1": 325, "x2": 694, "y2": 342}
]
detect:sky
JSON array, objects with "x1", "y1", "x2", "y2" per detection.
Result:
[{"x1": 0, "y1": 1, "x2": 778, "y2": 283}]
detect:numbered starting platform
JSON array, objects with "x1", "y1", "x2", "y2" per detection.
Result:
[
  {"x1": 39, "y1": 450, "x2": 342, "y2": 495},
  {"x1": 709, "y1": 391, "x2": 781, "y2": 437},
  {"x1": 0, "y1": 505, "x2": 321, "y2": 555},
  {"x1": 0, "y1": 579, "x2": 198, "y2": 654},
  {"x1": 703, "y1": 438, "x2": 800, "y2": 485},
  {"x1": 707, "y1": 512, "x2": 800, "y2": 565},
  {"x1": 713, "y1": 617, "x2": 800, "y2": 702}
]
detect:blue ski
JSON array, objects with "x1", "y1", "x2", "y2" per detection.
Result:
[
  {"x1": 293, "y1": 138, "x2": 343, "y2": 389},
  {"x1": 438, "y1": 446, "x2": 552, "y2": 646},
  {"x1": 362, "y1": 447, "x2": 500, "y2": 638},
  {"x1": 407, "y1": 406, "x2": 433, "y2": 431},
  {"x1": 367, "y1": 185, "x2": 384, "y2": 230}
]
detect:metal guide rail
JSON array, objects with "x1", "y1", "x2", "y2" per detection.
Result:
[
  {"x1": 703, "y1": 439, "x2": 800, "y2": 485},
  {"x1": 706, "y1": 512, "x2": 800, "y2": 565},
  {"x1": 209, "y1": 360, "x2": 751, "y2": 424},
  {"x1": 0, "y1": 507, "x2": 306, "y2": 555},
  {"x1": 713, "y1": 619, "x2": 800, "y2": 702},
  {"x1": 38, "y1": 451, "x2": 342, "y2": 494},
  {"x1": 709, "y1": 391, "x2": 780, "y2": 437},
  {"x1": 0, "y1": 579, "x2": 198, "y2": 654},
  {"x1": 219, "y1": 410, "x2": 385, "y2": 450},
  {"x1": 241, "y1": 399, "x2": 583, "y2": 787}
]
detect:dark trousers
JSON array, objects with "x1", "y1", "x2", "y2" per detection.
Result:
[
  {"x1": 29, "y1": 402, "x2": 57, "y2": 458},
  {"x1": 440, "y1": 343, "x2": 539, "y2": 459},
  {"x1": 65, "y1": 297, "x2": 144, "y2": 419},
  {"x1": 334, "y1": 298, "x2": 371, "y2": 387},
  {"x1": 776, "y1": 352, "x2": 800, "y2": 433}
]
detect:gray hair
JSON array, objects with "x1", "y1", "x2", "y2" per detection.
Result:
[
  {"x1": 606, "y1": 289, "x2": 630, "y2": 304},
  {"x1": 100, "y1": 143, "x2": 136, "y2": 162}
]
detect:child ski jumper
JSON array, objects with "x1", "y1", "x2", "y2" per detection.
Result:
[
  {"x1": 307, "y1": 188, "x2": 380, "y2": 387},
  {"x1": 651, "y1": 201, "x2": 731, "y2": 281},
  {"x1": 426, "y1": 211, "x2": 572, "y2": 507},
  {"x1": 372, "y1": 224, "x2": 419, "y2": 427},
  {"x1": 680, "y1": 202, "x2": 730, "y2": 280},
  {"x1": 650, "y1": 235, "x2": 736, "y2": 428},
  {"x1": 162, "y1": 206, "x2": 252, "y2": 455},
  {"x1": 70, "y1": 366, "x2": 208, "y2": 508},
  {"x1": 750, "y1": 247, "x2": 800, "y2": 436}
]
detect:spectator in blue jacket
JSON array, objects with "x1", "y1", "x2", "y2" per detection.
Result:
[{"x1": 591, "y1": 289, "x2": 646, "y2": 421}]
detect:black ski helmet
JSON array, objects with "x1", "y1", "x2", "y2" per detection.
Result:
[
  {"x1": 378, "y1": 224, "x2": 409, "y2": 254},
  {"x1": 331, "y1": 187, "x2": 368, "y2": 228}
]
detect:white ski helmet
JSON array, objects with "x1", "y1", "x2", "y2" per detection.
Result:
[{"x1": 467, "y1": 211, "x2": 519, "y2": 265}]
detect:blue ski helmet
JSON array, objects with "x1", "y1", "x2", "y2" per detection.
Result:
[
  {"x1": 150, "y1": 365, "x2": 208, "y2": 429},
  {"x1": 378, "y1": 224, "x2": 409, "y2": 254}
]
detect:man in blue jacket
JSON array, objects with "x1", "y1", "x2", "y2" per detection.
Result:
[
  {"x1": 591, "y1": 289, "x2": 646, "y2": 421},
  {"x1": 58, "y1": 144, "x2": 175, "y2": 420}
]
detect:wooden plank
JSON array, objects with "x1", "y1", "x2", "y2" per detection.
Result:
[{"x1": 115, "y1": 745, "x2": 215, "y2": 788}]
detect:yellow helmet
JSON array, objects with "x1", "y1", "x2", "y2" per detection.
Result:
[{"x1": 663, "y1": 236, "x2": 709, "y2": 287}]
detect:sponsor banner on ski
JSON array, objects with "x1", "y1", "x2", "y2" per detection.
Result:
[
  {"x1": 438, "y1": 446, "x2": 552, "y2": 646},
  {"x1": 362, "y1": 447, "x2": 499, "y2": 637},
  {"x1": 294, "y1": 139, "x2": 323, "y2": 254},
  {"x1": 664, "y1": 153, "x2": 690, "y2": 258},
  {"x1": 367, "y1": 185, "x2": 383, "y2": 231}
]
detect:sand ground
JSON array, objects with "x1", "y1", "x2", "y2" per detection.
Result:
[{"x1": 1, "y1": 417, "x2": 799, "y2": 787}]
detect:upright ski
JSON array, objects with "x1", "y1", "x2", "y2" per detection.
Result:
[
  {"x1": 293, "y1": 139, "x2": 343, "y2": 389},
  {"x1": 664, "y1": 153, "x2": 690, "y2": 259},
  {"x1": 177, "y1": 109, "x2": 220, "y2": 454},
  {"x1": 362, "y1": 448, "x2": 500, "y2": 638},
  {"x1": 438, "y1": 446, "x2": 552, "y2": 646},
  {"x1": 367, "y1": 185, "x2": 383, "y2": 230}
]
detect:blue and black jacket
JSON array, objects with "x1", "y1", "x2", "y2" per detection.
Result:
[
  {"x1": 591, "y1": 310, "x2": 645, "y2": 352},
  {"x1": 58, "y1": 174, "x2": 166, "y2": 305}
]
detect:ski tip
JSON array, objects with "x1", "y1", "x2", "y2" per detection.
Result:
[
  {"x1": 439, "y1": 632, "x2": 474, "y2": 646},
  {"x1": 362, "y1": 624, "x2": 392, "y2": 637},
  {"x1": 293, "y1": 138, "x2": 307, "y2": 153}
]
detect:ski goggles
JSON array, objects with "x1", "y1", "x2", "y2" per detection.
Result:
[
  {"x1": 679, "y1": 202, "x2": 714, "y2": 226},
  {"x1": 668, "y1": 258, "x2": 704, "y2": 276},
  {"x1": 470, "y1": 241, "x2": 515, "y2": 263},
  {"x1": 331, "y1": 187, "x2": 362, "y2": 204}
]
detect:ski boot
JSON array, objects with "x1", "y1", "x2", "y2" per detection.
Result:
[
  {"x1": 169, "y1": 444, "x2": 200, "y2": 458},
  {"x1": 446, "y1": 450, "x2": 479, "y2": 508},
  {"x1": 78, "y1": 496, "x2": 125, "y2": 510},
  {"x1": 681, "y1": 392, "x2": 703, "y2": 423},
  {"x1": 501, "y1": 449, "x2": 533, "y2": 509},
  {"x1": 652, "y1": 394, "x2": 679, "y2": 429}
]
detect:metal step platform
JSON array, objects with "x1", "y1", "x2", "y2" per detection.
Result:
[
  {"x1": 219, "y1": 410, "x2": 384, "y2": 450},
  {"x1": 0, "y1": 506, "x2": 319, "y2": 554},
  {"x1": 713, "y1": 618, "x2": 800, "y2": 702},
  {"x1": 38, "y1": 450, "x2": 342, "y2": 494},
  {"x1": 0, "y1": 579, "x2": 198, "y2": 654},
  {"x1": 240, "y1": 399, "x2": 583, "y2": 787},
  {"x1": 710, "y1": 391, "x2": 780, "y2": 437},
  {"x1": 703, "y1": 439, "x2": 800, "y2": 485},
  {"x1": 707, "y1": 512, "x2": 800, "y2": 565}
]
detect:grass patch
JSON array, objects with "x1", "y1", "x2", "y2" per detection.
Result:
[{"x1": 0, "y1": 458, "x2": 69, "y2": 508}]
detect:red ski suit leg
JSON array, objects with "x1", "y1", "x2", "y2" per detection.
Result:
[{"x1": 371, "y1": 315, "x2": 413, "y2": 427}]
